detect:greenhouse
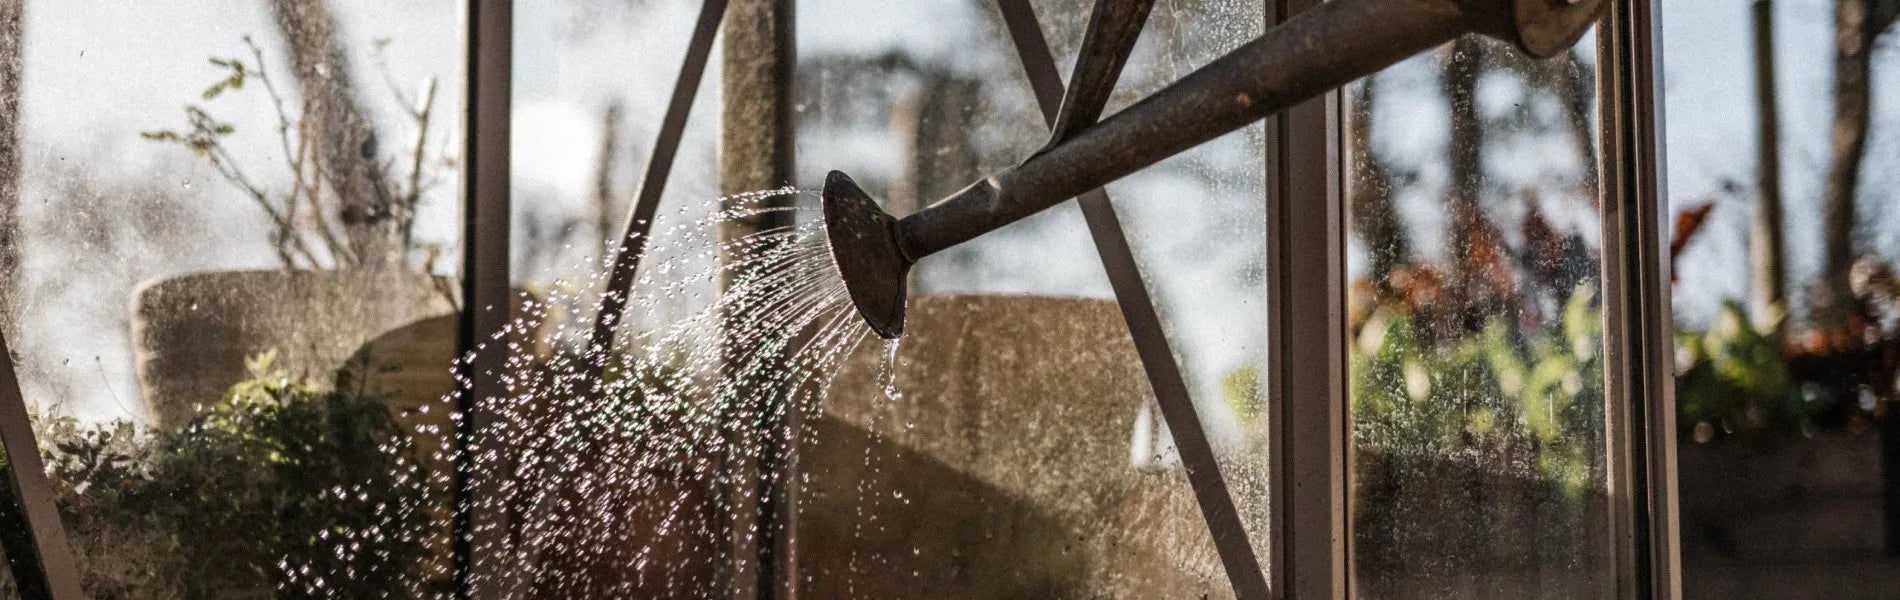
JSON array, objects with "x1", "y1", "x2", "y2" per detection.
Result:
[{"x1": 0, "y1": 0, "x2": 1896, "y2": 598}]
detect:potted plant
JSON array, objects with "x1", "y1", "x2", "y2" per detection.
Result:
[{"x1": 131, "y1": 35, "x2": 461, "y2": 428}]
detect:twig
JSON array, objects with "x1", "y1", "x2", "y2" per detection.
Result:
[
  {"x1": 403, "y1": 77, "x2": 436, "y2": 251},
  {"x1": 244, "y1": 36, "x2": 301, "y2": 176},
  {"x1": 207, "y1": 142, "x2": 323, "y2": 268}
]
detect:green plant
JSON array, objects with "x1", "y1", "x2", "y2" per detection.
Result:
[
  {"x1": 1350, "y1": 279, "x2": 1605, "y2": 500},
  {"x1": 22, "y1": 351, "x2": 447, "y2": 598}
]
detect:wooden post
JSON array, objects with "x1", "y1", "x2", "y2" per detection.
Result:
[{"x1": 720, "y1": 0, "x2": 797, "y2": 597}]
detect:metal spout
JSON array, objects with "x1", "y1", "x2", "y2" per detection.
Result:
[
  {"x1": 823, "y1": 171, "x2": 910, "y2": 338},
  {"x1": 824, "y1": 0, "x2": 1602, "y2": 339}
]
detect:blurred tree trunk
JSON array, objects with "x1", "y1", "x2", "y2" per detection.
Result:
[
  {"x1": 0, "y1": 0, "x2": 19, "y2": 335},
  {"x1": 270, "y1": 0, "x2": 394, "y2": 268},
  {"x1": 720, "y1": 1, "x2": 796, "y2": 598},
  {"x1": 889, "y1": 72, "x2": 979, "y2": 219},
  {"x1": 1553, "y1": 50, "x2": 1596, "y2": 194},
  {"x1": 1441, "y1": 36, "x2": 1491, "y2": 332},
  {"x1": 1348, "y1": 75, "x2": 1407, "y2": 292},
  {"x1": 1814, "y1": 0, "x2": 1897, "y2": 327},
  {"x1": 592, "y1": 101, "x2": 623, "y2": 258},
  {"x1": 1751, "y1": 0, "x2": 1788, "y2": 337}
]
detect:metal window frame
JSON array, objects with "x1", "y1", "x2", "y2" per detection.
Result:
[
  {"x1": 1598, "y1": 0, "x2": 1681, "y2": 597},
  {"x1": 455, "y1": 0, "x2": 514, "y2": 598},
  {"x1": 1266, "y1": 0, "x2": 1349, "y2": 596},
  {"x1": 0, "y1": 1, "x2": 1681, "y2": 598},
  {"x1": 1267, "y1": 2, "x2": 1682, "y2": 600},
  {"x1": 0, "y1": 330, "x2": 84, "y2": 600}
]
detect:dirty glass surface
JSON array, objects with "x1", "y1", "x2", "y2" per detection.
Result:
[
  {"x1": 1060, "y1": 0, "x2": 1274, "y2": 569},
  {"x1": 789, "y1": 0, "x2": 1259, "y2": 596},
  {"x1": 1344, "y1": 32, "x2": 1613, "y2": 599},
  {"x1": 5, "y1": 2, "x2": 466, "y2": 596},
  {"x1": 1663, "y1": 2, "x2": 1900, "y2": 598},
  {"x1": 510, "y1": 0, "x2": 725, "y2": 332}
]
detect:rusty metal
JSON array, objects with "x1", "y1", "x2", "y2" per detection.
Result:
[
  {"x1": 993, "y1": 0, "x2": 1269, "y2": 596},
  {"x1": 0, "y1": 330, "x2": 85, "y2": 599},
  {"x1": 455, "y1": 0, "x2": 515, "y2": 597},
  {"x1": 823, "y1": 0, "x2": 1604, "y2": 340}
]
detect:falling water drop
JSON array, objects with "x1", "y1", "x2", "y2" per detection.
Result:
[{"x1": 878, "y1": 337, "x2": 903, "y2": 402}]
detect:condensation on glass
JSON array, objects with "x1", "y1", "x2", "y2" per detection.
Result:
[
  {"x1": 1, "y1": 2, "x2": 466, "y2": 596},
  {"x1": 1345, "y1": 32, "x2": 1613, "y2": 599}
]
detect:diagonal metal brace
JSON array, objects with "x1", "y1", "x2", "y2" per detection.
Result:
[
  {"x1": 995, "y1": 1, "x2": 1270, "y2": 597},
  {"x1": 588, "y1": 0, "x2": 733, "y2": 365},
  {"x1": 0, "y1": 330, "x2": 85, "y2": 599},
  {"x1": 1042, "y1": 0, "x2": 1155, "y2": 147}
]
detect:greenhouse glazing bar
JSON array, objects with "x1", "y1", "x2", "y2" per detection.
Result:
[
  {"x1": 456, "y1": 0, "x2": 515, "y2": 597},
  {"x1": 1598, "y1": 0, "x2": 1681, "y2": 597},
  {"x1": 993, "y1": 0, "x2": 1271, "y2": 597},
  {"x1": 1265, "y1": 0, "x2": 1348, "y2": 597}
]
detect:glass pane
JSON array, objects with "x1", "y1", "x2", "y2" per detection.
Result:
[
  {"x1": 790, "y1": 0, "x2": 1249, "y2": 595},
  {"x1": 13, "y1": 2, "x2": 465, "y2": 595},
  {"x1": 1664, "y1": 2, "x2": 1900, "y2": 598},
  {"x1": 1345, "y1": 33, "x2": 1612, "y2": 599},
  {"x1": 1079, "y1": 0, "x2": 1273, "y2": 572}
]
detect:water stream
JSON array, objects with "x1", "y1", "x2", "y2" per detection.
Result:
[{"x1": 287, "y1": 188, "x2": 891, "y2": 597}]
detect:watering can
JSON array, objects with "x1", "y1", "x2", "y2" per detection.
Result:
[{"x1": 823, "y1": 0, "x2": 1603, "y2": 339}]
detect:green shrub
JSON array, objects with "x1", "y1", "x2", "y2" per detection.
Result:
[{"x1": 8, "y1": 350, "x2": 447, "y2": 599}]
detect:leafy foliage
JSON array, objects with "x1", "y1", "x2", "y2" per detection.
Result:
[
  {"x1": 8, "y1": 351, "x2": 447, "y2": 599},
  {"x1": 1351, "y1": 280, "x2": 1605, "y2": 500}
]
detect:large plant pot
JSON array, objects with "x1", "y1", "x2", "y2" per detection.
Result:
[
  {"x1": 130, "y1": 269, "x2": 461, "y2": 427},
  {"x1": 802, "y1": 294, "x2": 1233, "y2": 598}
]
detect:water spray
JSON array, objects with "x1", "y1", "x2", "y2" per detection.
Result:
[{"x1": 824, "y1": 0, "x2": 1603, "y2": 339}]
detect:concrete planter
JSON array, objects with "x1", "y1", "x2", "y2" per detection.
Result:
[
  {"x1": 129, "y1": 269, "x2": 462, "y2": 428},
  {"x1": 804, "y1": 294, "x2": 1234, "y2": 598}
]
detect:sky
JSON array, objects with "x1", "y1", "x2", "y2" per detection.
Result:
[{"x1": 9, "y1": 0, "x2": 1897, "y2": 425}]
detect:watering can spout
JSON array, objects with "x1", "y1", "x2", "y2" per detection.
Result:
[
  {"x1": 823, "y1": 171, "x2": 910, "y2": 339},
  {"x1": 823, "y1": 0, "x2": 1602, "y2": 340}
]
